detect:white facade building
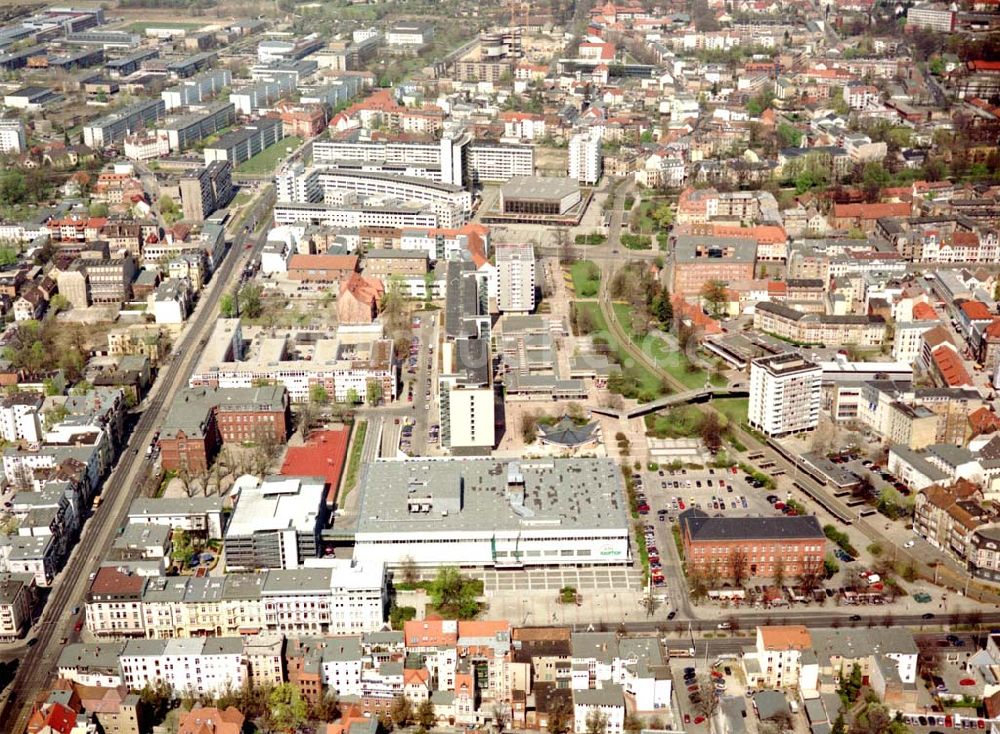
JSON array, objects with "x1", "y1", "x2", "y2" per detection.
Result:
[
  {"x1": 495, "y1": 243, "x2": 536, "y2": 313},
  {"x1": 353, "y1": 458, "x2": 631, "y2": 568},
  {"x1": 0, "y1": 394, "x2": 43, "y2": 443},
  {"x1": 119, "y1": 637, "x2": 246, "y2": 697},
  {"x1": 568, "y1": 128, "x2": 603, "y2": 185},
  {"x1": 748, "y1": 353, "x2": 821, "y2": 437},
  {"x1": 0, "y1": 118, "x2": 26, "y2": 154}
]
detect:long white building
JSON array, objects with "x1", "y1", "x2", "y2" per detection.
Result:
[
  {"x1": 188, "y1": 320, "x2": 397, "y2": 403},
  {"x1": 312, "y1": 128, "x2": 533, "y2": 188},
  {"x1": 748, "y1": 353, "x2": 821, "y2": 437},
  {"x1": 353, "y1": 457, "x2": 631, "y2": 568},
  {"x1": 86, "y1": 560, "x2": 386, "y2": 640},
  {"x1": 161, "y1": 68, "x2": 231, "y2": 110},
  {"x1": 273, "y1": 201, "x2": 439, "y2": 229}
]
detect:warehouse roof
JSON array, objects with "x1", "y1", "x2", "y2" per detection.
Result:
[{"x1": 356, "y1": 457, "x2": 629, "y2": 535}]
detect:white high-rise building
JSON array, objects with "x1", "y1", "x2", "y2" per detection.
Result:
[
  {"x1": 0, "y1": 118, "x2": 25, "y2": 154},
  {"x1": 495, "y1": 243, "x2": 535, "y2": 313},
  {"x1": 440, "y1": 124, "x2": 470, "y2": 187},
  {"x1": 276, "y1": 162, "x2": 322, "y2": 203},
  {"x1": 748, "y1": 353, "x2": 821, "y2": 437},
  {"x1": 568, "y1": 128, "x2": 603, "y2": 185}
]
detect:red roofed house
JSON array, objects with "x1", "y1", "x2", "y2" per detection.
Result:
[
  {"x1": 403, "y1": 668, "x2": 431, "y2": 702},
  {"x1": 338, "y1": 273, "x2": 384, "y2": 325},
  {"x1": 672, "y1": 295, "x2": 723, "y2": 335},
  {"x1": 178, "y1": 706, "x2": 245, "y2": 734},
  {"x1": 969, "y1": 407, "x2": 1000, "y2": 437},
  {"x1": 831, "y1": 202, "x2": 912, "y2": 233},
  {"x1": 976, "y1": 318, "x2": 1000, "y2": 374},
  {"x1": 912, "y1": 302, "x2": 939, "y2": 320},
  {"x1": 86, "y1": 566, "x2": 147, "y2": 638},
  {"x1": 929, "y1": 345, "x2": 974, "y2": 389},
  {"x1": 27, "y1": 702, "x2": 77, "y2": 734}
]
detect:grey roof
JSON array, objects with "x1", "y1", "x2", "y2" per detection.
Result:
[
  {"x1": 571, "y1": 632, "x2": 619, "y2": 664},
  {"x1": 128, "y1": 495, "x2": 225, "y2": 517},
  {"x1": 162, "y1": 385, "x2": 286, "y2": 439},
  {"x1": 501, "y1": 176, "x2": 579, "y2": 202},
  {"x1": 539, "y1": 417, "x2": 598, "y2": 447},
  {"x1": 356, "y1": 458, "x2": 629, "y2": 535},
  {"x1": 680, "y1": 508, "x2": 824, "y2": 542},
  {"x1": 58, "y1": 642, "x2": 127, "y2": 672},
  {"x1": 573, "y1": 684, "x2": 624, "y2": 707},
  {"x1": 754, "y1": 690, "x2": 788, "y2": 721},
  {"x1": 809, "y1": 628, "x2": 917, "y2": 664},
  {"x1": 674, "y1": 235, "x2": 757, "y2": 263}
]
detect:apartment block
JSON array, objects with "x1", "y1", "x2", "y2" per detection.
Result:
[
  {"x1": 495, "y1": 243, "x2": 536, "y2": 314},
  {"x1": 749, "y1": 353, "x2": 821, "y2": 436},
  {"x1": 179, "y1": 161, "x2": 234, "y2": 222}
]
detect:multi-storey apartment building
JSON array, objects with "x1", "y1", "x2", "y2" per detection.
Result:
[{"x1": 749, "y1": 353, "x2": 821, "y2": 437}]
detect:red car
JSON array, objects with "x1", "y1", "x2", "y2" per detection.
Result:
[
  {"x1": 694, "y1": 716, "x2": 705, "y2": 725},
  {"x1": 684, "y1": 715, "x2": 691, "y2": 725},
  {"x1": 75, "y1": 621, "x2": 83, "y2": 632}
]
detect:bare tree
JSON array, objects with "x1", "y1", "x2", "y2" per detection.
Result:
[
  {"x1": 772, "y1": 558, "x2": 786, "y2": 589},
  {"x1": 492, "y1": 704, "x2": 511, "y2": 733},
  {"x1": 400, "y1": 556, "x2": 419, "y2": 586},
  {"x1": 178, "y1": 468, "x2": 197, "y2": 498},
  {"x1": 693, "y1": 677, "x2": 721, "y2": 719},
  {"x1": 251, "y1": 426, "x2": 282, "y2": 476},
  {"x1": 585, "y1": 710, "x2": 608, "y2": 734},
  {"x1": 728, "y1": 548, "x2": 749, "y2": 587}
]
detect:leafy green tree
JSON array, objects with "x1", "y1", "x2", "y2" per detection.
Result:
[
  {"x1": 416, "y1": 699, "x2": 436, "y2": 733},
  {"x1": 0, "y1": 170, "x2": 27, "y2": 205},
  {"x1": 309, "y1": 384, "x2": 329, "y2": 405},
  {"x1": 346, "y1": 388, "x2": 360, "y2": 405},
  {"x1": 219, "y1": 293, "x2": 236, "y2": 318},
  {"x1": 239, "y1": 283, "x2": 262, "y2": 319},
  {"x1": 366, "y1": 379, "x2": 383, "y2": 406},
  {"x1": 700, "y1": 279, "x2": 729, "y2": 317},
  {"x1": 428, "y1": 566, "x2": 481, "y2": 619},
  {"x1": 389, "y1": 695, "x2": 413, "y2": 728},
  {"x1": 777, "y1": 123, "x2": 802, "y2": 148},
  {"x1": 267, "y1": 683, "x2": 309, "y2": 732},
  {"x1": 0, "y1": 247, "x2": 18, "y2": 266}
]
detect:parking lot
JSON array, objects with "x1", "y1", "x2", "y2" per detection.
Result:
[
  {"x1": 633, "y1": 465, "x2": 794, "y2": 588},
  {"x1": 669, "y1": 655, "x2": 746, "y2": 732}
]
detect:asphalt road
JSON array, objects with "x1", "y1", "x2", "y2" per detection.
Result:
[{"x1": 0, "y1": 192, "x2": 275, "y2": 733}]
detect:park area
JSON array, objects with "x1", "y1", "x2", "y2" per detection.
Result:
[
  {"x1": 569, "y1": 261, "x2": 600, "y2": 297},
  {"x1": 237, "y1": 137, "x2": 303, "y2": 175},
  {"x1": 611, "y1": 303, "x2": 726, "y2": 390}
]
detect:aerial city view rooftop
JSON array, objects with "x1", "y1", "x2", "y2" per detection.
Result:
[{"x1": 0, "y1": 0, "x2": 999, "y2": 732}]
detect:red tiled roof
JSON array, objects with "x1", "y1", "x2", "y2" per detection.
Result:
[
  {"x1": 960, "y1": 300, "x2": 992, "y2": 320},
  {"x1": 969, "y1": 407, "x2": 1000, "y2": 436},
  {"x1": 281, "y1": 428, "x2": 350, "y2": 507},
  {"x1": 931, "y1": 346, "x2": 972, "y2": 388},
  {"x1": 912, "y1": 302, "x2": 938, "y2": 321},
  {"x1": 832, "y1": 202, "x2": 911, "y2": 219}
]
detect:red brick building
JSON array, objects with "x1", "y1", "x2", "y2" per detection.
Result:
[
  {"x1": 287, "y1": 254, "x2": 358, "y2": 284},
  {"x1": 159, "y1": 385, "x2": 291, "y2": 472},
  {"x1": 679, "y1": 508, "x2": 826, "y2": 579}
]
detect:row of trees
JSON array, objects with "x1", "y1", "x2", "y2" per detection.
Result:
[{"x1": 687, "y1": 552, "x2": 829, "y2": 600}]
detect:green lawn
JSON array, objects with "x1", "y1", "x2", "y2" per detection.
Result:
[
  {"x1": 127, "y1": 21, "x2": 203, "y2": 32},
  {"x1": 575, "y1": 302, "x2": 665, "y2": 398},
  {"x1": 569, "y1": 261, "x2": 600, "y2": 297},
  {"x1": 611, "y1": 303, "x2": 725, "y2": 390},
  {"x1": 645, "y1": 406, "x2": 704, "y2": 438},
  {"x1": 713, "y1": 397, "x2": 749, "y2": 426},
  {"x1": 237, "y1": 137, "x2": 303, "y2": 175}
]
